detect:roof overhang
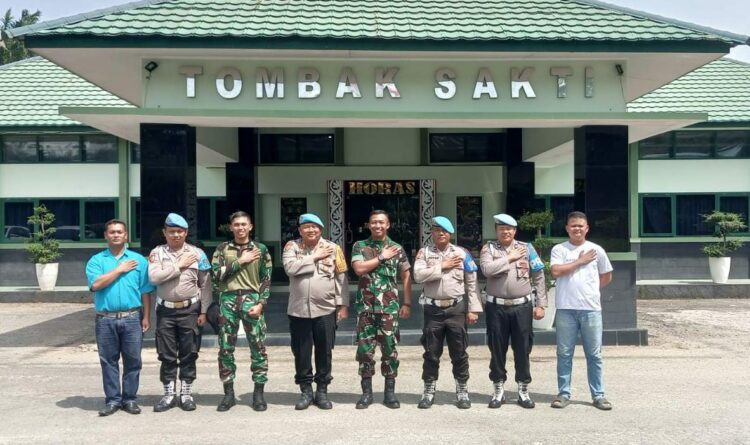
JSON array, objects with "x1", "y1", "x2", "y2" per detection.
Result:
[
  {"x1": 31, "y1": 47, "x2": 729, "y2": 107},
  {"x1": 61, "y1": 106, "x2": 706, "y2": 167}
]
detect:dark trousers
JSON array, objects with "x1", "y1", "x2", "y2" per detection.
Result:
[
  {"x1": 486, "y1": 300, "x2": 533, "y2": 384},
  {"x1": 95, "y1": 311, "x2": 143, "y2": 405},
  {"x1": 289, "y1": 312, "x2": 337, "y2": 385},
  {"x1": 421, "y1": 302, "x2": 470, "y2": 383},
  {"x1": 155, "y1": 303, "x2": 200, "y2": 384}
]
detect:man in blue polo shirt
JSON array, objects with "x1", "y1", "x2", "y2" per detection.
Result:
[{"x1": 86, "y1": 219, "x2": 155, "y2": 417}]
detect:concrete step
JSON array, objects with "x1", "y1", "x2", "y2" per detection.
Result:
[{"x1": 637, "y1": 279, "x2": 750, "y2": 299}]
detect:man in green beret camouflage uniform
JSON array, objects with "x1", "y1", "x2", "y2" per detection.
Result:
[
  {"x1": 351, "y1": 210, "x2": 412, "y2": 409},
  {"x1": 211, "y1": 211, "x2": 273, "y2": 412}
]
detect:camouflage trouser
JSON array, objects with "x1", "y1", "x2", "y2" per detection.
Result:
[
  {"x1": 218, "y1": 291, "x2": 268, "y2": 384},
  {"x1": 356, "y1": 312, "x2": 400, "y2": 378}
]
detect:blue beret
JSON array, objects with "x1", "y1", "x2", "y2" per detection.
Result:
[
  {"x1": 493, "y1": 213, "x2": 517, "y2": 227},
  {"x1": 431, "y1": 216, "x2": 455, "y2": 234},
  {"x1": 165, "y1": 213, "x2": 188, "y2": 229},
  {"x1": 299, "y1": 213, "x2": 324, "y2": 228}
]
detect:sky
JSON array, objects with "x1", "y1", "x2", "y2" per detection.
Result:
[{"x1": 2, "y1": 0, "x2": 749, "y2": 62}]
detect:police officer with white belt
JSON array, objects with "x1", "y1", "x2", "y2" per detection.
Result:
[
  {"x1": 480, "y1": 213, "x2": 547, "y2": 409},
  {"x1": 148, "y1": 213, "x2": 212, "y2": 412},
  {"x1": 413, "y1": 216, "x2": 483, "y2": 409}
]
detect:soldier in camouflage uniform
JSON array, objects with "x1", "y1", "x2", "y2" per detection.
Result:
[
  {"x1": 211, "y1": 211, "x2": 273, "y2": 412},
  {"x1": 351, "y1": 210, "x2": 412, "y2": 409}
]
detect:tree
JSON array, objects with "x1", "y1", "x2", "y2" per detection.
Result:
[
  {"x1": 1, "y1": 8, "x2": 42, "y2": 65},
  {"x1": 702, "y1": 211, "x2": 747, "y2": 257},
  {"x1": 25, "y1": 204, "x2": 62, "y2": 264}
]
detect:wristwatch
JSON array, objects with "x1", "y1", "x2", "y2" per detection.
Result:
[{"x1": 377, "y1": 253, "x2": 385, "y2": 263}]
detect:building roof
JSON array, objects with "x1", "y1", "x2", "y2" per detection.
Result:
[
  {"x1": 0, "y1": 57, "x2": 133, "y2": 128},
  {"x1": 6, "y1": 0, "x2": 748, "y2": 48},
  {"x1": 628, "y1": 58, "x2": 750, "y2": 123}
]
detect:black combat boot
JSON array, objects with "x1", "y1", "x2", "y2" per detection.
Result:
[
  {"x1": 216, "y1": 382, "x2": 236, "y2": 412},
  {"x1": 295, "y1": 383, "x2": 314, "y2": 410},
  {"x1": 313, "y1": 383, "x2": 333, "y2": 410},
  {"x1": 179, "y1": 380, "x2": 196, "y2": 411},
  {"x1": 154, "y1": 381, "x2": 178, "y2": 412},
  {"x1": 252, "y1": 383, "x2": 267, "y2": 411},
  {"x1": 455, "y1": 379, "x2": 471, "y2": 409},
  {"x1": 383, "y1": 377, "x2": 400, "y2": 409},
  {"x1": 417, "y1": 379, "x2": 436, "y2": 409},
  {"x1": 517, "y1": 382, "x2": 535, "y2": 409},
  {"x1": 355, "y1": 378, "x2": 373, "y2": 409},
  {"x1": 488, "y1": 380, "x2": 506, "y2": 409}
]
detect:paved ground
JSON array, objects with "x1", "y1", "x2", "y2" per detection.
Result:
[{"x1": 1, "y1": 299, "x2": 749, "y2": 444}]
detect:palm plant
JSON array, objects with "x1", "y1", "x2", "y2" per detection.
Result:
[{"x1": 1, "y1": 9, "x2": 42, "y2": 65}]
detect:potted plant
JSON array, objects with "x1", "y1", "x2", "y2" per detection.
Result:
[
  {"x1": 25, "y1": 205, "x2": 62, "y2": 291},
  {"x1": 702, "y1": 211, "x2": 746, "y2": 284},
  {"x1": 518, "y1": 210, "x2": 556, "y2": 329}
]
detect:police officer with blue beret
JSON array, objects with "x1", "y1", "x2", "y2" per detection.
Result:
[
  {"x1": 148, "y1": 213, "x2": 212, "y2": 412},
  {"x1": 413, "y1": 216, "x2": 483, "y2": 409}
]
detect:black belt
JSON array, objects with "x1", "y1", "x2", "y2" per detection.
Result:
[{"x1": 96, "y1": 308, "x2": 140, "y2": 318}]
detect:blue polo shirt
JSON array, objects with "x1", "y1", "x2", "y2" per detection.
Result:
[{"x1": 86, "y1": 248, "x2": 155, "y2": 312}]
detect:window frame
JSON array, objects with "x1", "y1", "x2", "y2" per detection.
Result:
[
  {"x1": 428, "y1": 132, "x2": 506, "y2": 165},
  {"x1": 258, "y1": 133, "x2": 336, "y2": 165},
  {"x1": 638, "y1": 129, "x2": 750, "y2": 160},
  {"x1": 0, "y1": 133, "x2": 119, "y2": 164},
  {"x1": 0, "y1": 197, "x2": 118, "y2": 244},
  {"x1": 639, "y1": 193, "x2": 750, "y2": 237}
]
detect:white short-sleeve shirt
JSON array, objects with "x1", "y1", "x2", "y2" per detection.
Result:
[{"x1": 550, "y1": 240, "x2": 613, "y2": 311}]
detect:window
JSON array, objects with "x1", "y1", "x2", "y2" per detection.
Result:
[
  {"x1": 532, "y1": 195, "x2": 575, "y2": 237},
  {"x1": 259, "y1": 134, "x2": 334, "y2": 164},
  {"x1": 639, "y1": 130, "x2": 750, "y2": 159},
  {"x1": 430, "y1": 133, "x2": 505, "y2": 163},
  {"x1": 639, "y1": 194, "x2": 750, "y2": 237},
  {"x1": 673, "y1": 131, "x2": 712, "y2": 159},
  {"x1": 641, "y1": 196, "x2": 672, "y2": 235},
  {"x1": 550, "y1": 196, "x2": 575, "y2": 237},
  {"x1": 130, "y1": 143, "x2": 141, "y2": 164},
  {"x1": 2, "y1": 135, "x2": 38, "y2": 162},
  {"x1": 0, "y1": 134, "x2": 118, "y2": 163},
  {"x1": 83, "y1": 135, "x2": 118, "y2": 163},
  {"x1": 715, "y1": 131, "x2": 750, "y2": 158},
  {"x1": 719, "y1": 196, "x2": 749, "y2": 233},
  {"x1": 196, "y1": 197, "x2": 228, "y2": 240},
  {"x1": 1, "y1": 198, "x2": 117, "y2": 242},
  {"x1": 3, "y1": 201, "x2": 33, "y2": 240},
  {"x1": 676, "y1": 195, "x2": 714, "y2": 235}
]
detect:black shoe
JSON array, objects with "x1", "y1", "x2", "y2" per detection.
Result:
[
  {"x1": 517, "y1": 398, "x2": 536, "y2": 409},
  {"x1": 488, "y1": 381, "x2": 506, "y2": 409},
  {"x1": 180, "y1": 395, "x2": 197, "y2": 411},
  {"x1": 252, "y1": 383, "x2": 267, "y2": 412},
  {"x1": 295, "y1": 383, "x2": 314, "y2": 411},
  {"x1": 383, "y1": 378, "x2": 400, "y2": 409},
  {"x1": 121, "y1": 401, "x2": 141, "y2": 415},
  {"x1": 98, "y1": 403, "x2": 120, "y2": 417},
  {"x1": 313, "y1": 383, "x2": 332, "y2": 410},
  {"x1": 217, "y1": 382, "x2": 236, "y2": 412},
  {"x1": 418, "y1": 379, "x2": 436, "y2": 409},
  {"x1": 153, "y1": 395, "x2": 178, "y2": 412},
  {"x1": 355, "y1": 378, "x2": 373, "y2": 409}
]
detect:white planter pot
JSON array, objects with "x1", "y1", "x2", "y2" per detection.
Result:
[
  {"x1": 35, "y1": 263, "x2": 59, "y2": 291},
  {"x1": 533, "y1": 287, "x2": 556, "y2": 330},
  {"x1": 708, "y1": 257, "x2": 731, "y2": 284}
]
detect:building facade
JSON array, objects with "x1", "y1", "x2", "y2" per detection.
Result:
[{"x1": 2, "y1": 0, "x2": 749, "y2": 339}]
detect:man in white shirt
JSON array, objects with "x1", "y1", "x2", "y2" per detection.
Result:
[{"x1": 550, "y1": 211, "x2": 613, "y2": 411}]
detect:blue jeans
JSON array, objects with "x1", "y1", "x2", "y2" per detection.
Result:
[
  {"x1": 95, "y1": 312, "x2": 143, "y2": 405},
  {"x1": 555, "y1": 309, "x2": 604, "y2": 400}
]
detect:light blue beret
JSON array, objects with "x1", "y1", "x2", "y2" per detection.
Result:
[
  {"x1": 431, "y1": 216, "x2": 455, "y2": 234},
  {"x1": 165, "y1": 213, "x2": 188, "y2": 229},
  {"x1": 493, "y1": 213, "x2": 517, "y2": 227},
  {"x1": 299, "y1": 213, "x2": 324, "y2": 228}
]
